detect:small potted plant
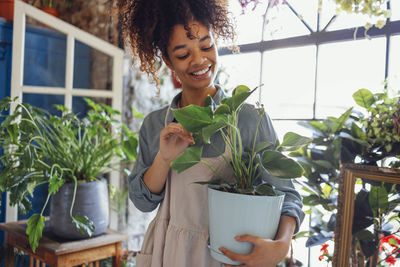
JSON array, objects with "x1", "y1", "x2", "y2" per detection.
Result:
[
  {"x1": 0, "y1": 97, "x2": 138, "y2": 252},
  {"x1": 170, "y1": 85, "x2": 311, "y2": 265}
]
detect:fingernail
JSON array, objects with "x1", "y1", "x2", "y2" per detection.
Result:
[{"x1": 235, "y1": 236, "x2": 240, "y2": 240}]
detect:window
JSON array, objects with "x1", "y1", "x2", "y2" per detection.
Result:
[{"x1": 220, "y1": 1, "x2": 400, "y2": 265}]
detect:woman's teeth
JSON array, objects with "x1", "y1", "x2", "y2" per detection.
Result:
[{"x1": 192, "y1": 66, "x2": 210, "y2": 76}]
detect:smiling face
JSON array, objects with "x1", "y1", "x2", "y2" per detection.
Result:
[{"x1": 164, "y1": 21, "x2": 218, "y2": 92}]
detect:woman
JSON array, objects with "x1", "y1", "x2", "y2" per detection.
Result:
[{"x1": 118, "y1": 0, "x2": 304, "y2": 266}]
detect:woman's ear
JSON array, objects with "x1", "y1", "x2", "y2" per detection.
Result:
[{"x1": 162, "y1": 55, "x2": 173, "y2": 70}]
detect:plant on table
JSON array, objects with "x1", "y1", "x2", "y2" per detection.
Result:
[
  {"x1": 170, "y1": 84, "x2": 311, "y2": 195},
  {"x1": 0, "y1": 97, "x2": 138, "y2": 252}
]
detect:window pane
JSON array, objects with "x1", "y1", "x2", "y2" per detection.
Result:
[
  {"x1": 286, "y1": 0, "x2": 318, "y2": 32},
  {"x1": 261, "y1": 46, "x2": 316, "y2": 119},
  {"x1": 388, "y1": 35, "x2": 400, "y2": 90},
  {"x1": 225, "y1": 1, "x2": 264, "y2": 45},
  {"x1": 74, "y1": 41, "x2": 113, "y2": 91},
  {"x1": 22, "y1": 93, "x2": 64, "y2": 116},
  {"x1": 23, "y1": 18, "x2": 66, "y2": 87},
  {"x1": 316, "y1": 38, "x2": 386, "y2": 119},
  {"x1": 218, "y1": 52, "x2": 261, "y2": 104},
  {"x1": 263, "y1": 3, "x2": 310, "y2": 40},
  {"x1": 391, "y1": 0, "x2": 400, "y2": 22},
  {"x1": 72, "y1": 96, "x2": 112, "y2": 118}
]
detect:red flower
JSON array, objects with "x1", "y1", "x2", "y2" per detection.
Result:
[
  {"x1": 318, "y1": 255, "x2": 325, "y2": 261},
  {"x1": 320, "y1": 243, "x2": 329, "y2": 254},
  {"x1": 385, "y1": 255, "x2": 396, "y2": 265}
]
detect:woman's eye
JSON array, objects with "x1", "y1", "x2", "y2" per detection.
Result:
[
  {"x1": 177, "y1": 54, "x2": 189, "y2": 60},
  {"x1": 202, "y1": 44, "x2": 214, "y2": 51}
]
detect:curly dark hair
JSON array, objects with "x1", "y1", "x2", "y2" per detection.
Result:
[{"x1": 118, "y1": 0, "x2": 235, "y2": 86}]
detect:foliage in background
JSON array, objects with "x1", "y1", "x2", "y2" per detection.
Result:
[
  {"x1": 0, "y1": 97, "x2": 138, "y2": 252},
  {"x1": 294, "y1": 88, "x2": 400, "y2": 265},
  {"x1": 171, "y1": 85, "x2": 311, "y2": 195},
  {"x1": 239, "y1": 0, "x2": 390, "y2": 30}
]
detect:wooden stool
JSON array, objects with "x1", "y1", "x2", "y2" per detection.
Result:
[{"x1": 0, "y1": 220, "x2": 129, "y2": 267}]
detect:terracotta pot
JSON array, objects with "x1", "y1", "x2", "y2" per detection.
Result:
[
  {"x1": 0, "y1": 0, "x2": 15, "y2": 21},
  {"x1": 39, "y1": 6, "x2": 59, "y2": 17}
]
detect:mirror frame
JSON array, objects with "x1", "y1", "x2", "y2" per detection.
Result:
[{"x1": 333, "y1": 163, "x2": 400, "y2": 266}]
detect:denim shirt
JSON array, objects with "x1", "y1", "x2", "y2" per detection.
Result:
[{"x1": 128, "y1": 87, "x2": 305, "y2": 233}]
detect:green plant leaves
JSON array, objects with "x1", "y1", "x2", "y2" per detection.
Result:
[
  {"x1": 220, "y1": 85, "x2": 253, "y2": 112},
  {"x1": 353, "y1": 88, "x2": 375, "y2": 108},
  {"x1": 171, "y1": 146, "x2": 203, "y2": 173},
  {"x1": 331, "y1": 107, "x2": 353, "y2": 133},
  {"x1": 26, "y1": 214, "x2": 45, "y2": 252},
  {"x1": 202, "y1": 118, "x2": 228, "y2": 143},
  {"x1": 369, "y1": 184, "x2": 389, "y2": 218},
  {"x1": 255, "y1": 183, "x2": 276, "y2": 196},
  {"x1": 48, "y1": 174, "x2": 65, "y2": 195},
  {"x1": 172, "y1": 105, "x2": 213, "y2": 132},
  {"x1": 261, "y1": 150, "x2": 304, "y2": 178},
  {"x1": 278, "y1": 132, "x2": 312, "y2": 151},
  {"x1": 72, "y1": 214, "x2": 95, "y2": 236}
]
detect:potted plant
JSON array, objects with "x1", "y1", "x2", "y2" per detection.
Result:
[
  {"x1": 0, "y1": 97, "x2": 138, "y2": 252},
  {"x1": 170, "y1": 85, "x2": 311, "y2": 265}
]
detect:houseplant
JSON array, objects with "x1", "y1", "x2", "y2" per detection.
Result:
[
  {"x1": 170, "y1": 85, "x2": 311, "y2": 264},
  {"x1": 0, "y1": 97, "x2": 138, "y2": 252},
  {"x1": 294, "y1": 87, "x2": 400, "y2": 265}
]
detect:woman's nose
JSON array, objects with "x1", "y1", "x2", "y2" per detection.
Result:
[{"x1": 191, "y1": 50, "x2": 206, "y2": 66}]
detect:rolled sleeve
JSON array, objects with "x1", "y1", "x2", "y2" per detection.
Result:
[{"x1": 128, "y1": 113, "x2": 166, "y2": 212}]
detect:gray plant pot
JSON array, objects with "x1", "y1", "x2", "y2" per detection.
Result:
[
  {"x1": 50, "y1": 178, "x2": 109, "y2": 240},
  {"x1": 208, "y1": 186, "x2": 285, "y2": 265}
]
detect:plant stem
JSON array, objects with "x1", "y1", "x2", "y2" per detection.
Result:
[
  {"x1": 200, "y1": 159, "x2": 225, "y2": 181},
  {"x1": 69, "y1": 177, "x2": 78, "y2": 218}
]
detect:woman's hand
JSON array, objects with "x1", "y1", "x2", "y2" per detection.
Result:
[
  {"x1": 159, "y1": 122, "x2": 195, "y2": 164},
  {"x1": 219, "y1": 235, "x2": 290, "y2": 267},
  {"x1": 219, "y1": 216, "x2": 296, "y2": 267}
]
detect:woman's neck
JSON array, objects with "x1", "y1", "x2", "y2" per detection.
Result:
[{"x1": 179, "y1": 86, "x2": 217, "y2": 107}]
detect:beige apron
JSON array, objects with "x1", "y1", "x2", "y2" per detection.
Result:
[{"x1": 136, "y1": 106, "x2": 235, "y2": 267}]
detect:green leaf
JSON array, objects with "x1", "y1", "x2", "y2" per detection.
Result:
[
  {"x1": 202, "y1": 118, "x2": 228, "y2": 143},
  {"x1": 214, "y1": 104, "x2": 231, "y2": 115},
  {"x1": 255, "y1": 141, "x2": 273, "y2": 153},
  {"x1": 72, "y1": 214, "x2": 95, "y2": 236},
  {"x1": 339, "y1": 132, "x2": 369, "y2": 146},
  {"x1": 221, "y1": 86, "x2": 255, "y2": 113},
  {"x1": 131, "y1": 105, "x2": 145, "y2": 119},
  {"x1": 171, "y1": 146, "x2": 203, "y2": 173},
  {"x1": 172, "y1": 105, "x2": 213, "y2": 132},
  {"x1": 322, "y1": 184, "x2": 332, "y2": 198},
  {"x1": 350, "y1": 122, "x2": 367, "y2": 140},
  {"x1": 232, "y1": 85, "x2": 250, "y2": 96},
  {"x1": 308, "y1": 121, "x2": 328, "y2": 133},
  {"x1": 48, "y1": 174, "x2": 65, "y2": 195},
  {"x1": 355, "y1": 229, "x2": 375, "y2": 241},
  {"x1": 261, "y1": 150, "x2": 304, "y2": 178},
  {"x1": 314, "y1": 160, "x2": 334, "y2": 169},
  {"x1": 255, "y1": 183, "x2": 276, "y2": 196},
  {"x1": 353, "y1": 88, "x2": 375, "y2": 108},
  {"x1": 203, "y1": 95, "x2": 213, "y2": 107},
  {"x1": 26, "y1": 214, "x2": 45, "y2": 252},
  {"x1": 278, "y1": 132, "x2": 312, "y2": 151},
  {"x1": 332, "y1": 107, "x2": 353, "y2": 133},
  {"x1": 369, "y1": 184, "x2": 389, "y2": 217}
]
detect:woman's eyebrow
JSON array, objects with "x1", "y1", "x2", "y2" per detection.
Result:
[{"x1": 172, "y1": 35, "x2": 211, "y2": 52}]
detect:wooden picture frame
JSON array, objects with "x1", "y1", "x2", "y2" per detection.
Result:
[{"x1": 333, "y1": 163, "x2": 400, "y2": 266}]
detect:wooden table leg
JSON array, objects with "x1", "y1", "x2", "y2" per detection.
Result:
[
  {"x1": 112, "y1": 242, "x2": 122, "y2": 267},
  {"x1": 5, "y1": 233, "x2": 14, "y2": 267}
]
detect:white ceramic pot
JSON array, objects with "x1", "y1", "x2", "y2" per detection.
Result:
[{"x1": 208, "y1": 186, "x2": 285, "y2": 265}]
